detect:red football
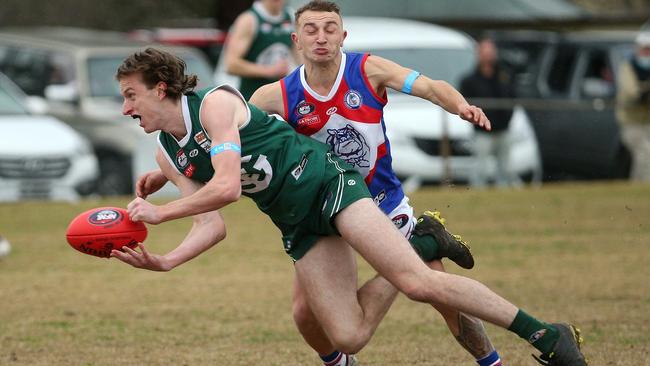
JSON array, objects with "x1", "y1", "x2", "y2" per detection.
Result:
[{"x1": 66, "y1": 207, "x2": 147, "y2": 258}]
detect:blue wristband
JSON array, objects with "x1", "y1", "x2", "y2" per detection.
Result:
[
  {"x1": 209, "y1": 142, "x2": 241, "y2": 157},
  {"x1": 401, "y1": 70, "x2": 421, "y2": 94}
]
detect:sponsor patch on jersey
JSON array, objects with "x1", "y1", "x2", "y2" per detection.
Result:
[
  {"x1": 326, "y1": 106, "x2": 338, "y2": 116},
  {"x1": 189, "y1": 149, "x2": 199, "y2": 158},
  {"x1": 298, "y1": 115, "x2": 321, "y2": 127},
  {"x1": 176, "y1": 150, "x2": 188, "y2": 168},
  {"x1": 291, "y1": 154, "x2": 308, "y2": 180},
  {"x1": 344, "y1": 90, "x2": 363, "y2": 109},
  {"x1": 260, "y1": 23, "x2": 272, "y2": 33},
  {"x1": 373, "y1": 190, "x2": 386, "y2": 205},
  {"x1": 184, "y1": 164, "x2": 196, "y2": 178},
  {"x1": 528, "y1": 329, "x2": 547, "y2": 344},
  {"x1": 201, "y1": 141, "x2": 211, "y2": 153},
  {"x1": 392, "y1": 214, "x2": 409, "y2": 229},
  {"x1": 194, "y1": 131, "x2": 208, "y2": 144},
  {"x1": 296, "y1": 101, "x2": 315, "y2": 116}
]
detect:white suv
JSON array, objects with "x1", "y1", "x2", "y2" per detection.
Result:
[
  {"x1": 0, "y1": 72, "x2": 98, "y2": 201},
  {"x1": 0, "y1": 27, "x2": 215, "y2": 195}
]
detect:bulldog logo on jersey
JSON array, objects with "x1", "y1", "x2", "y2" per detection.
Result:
[
  {"x1": 325, "y1": 124, "x2": 370, "y2": 168},
  {"x1": 344, "y1": 90, "x2": 363, "y2": 109}
]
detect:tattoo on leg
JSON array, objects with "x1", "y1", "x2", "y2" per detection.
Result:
[{"x1": 455, "y1": 312, "x2": 495, "y2": 359}]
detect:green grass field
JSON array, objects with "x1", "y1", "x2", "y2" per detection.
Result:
[{"x1": 1, "y1": 182, "x2": 649, "y2": 365}]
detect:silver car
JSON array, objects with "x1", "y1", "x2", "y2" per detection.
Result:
[
  {"x1": 0, "y1": 27, "x2": 214, "y2": 195},
  {"x1": 0, "y1": 72, "x2": 98, "y2": 201}
]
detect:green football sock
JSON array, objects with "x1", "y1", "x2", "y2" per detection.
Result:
[
  {"x1": 508, "y1": 309, "x2": 560, "y2": 354},
  {"x1": 408, "y1": 233, "x2": 439, "y2": 262}
]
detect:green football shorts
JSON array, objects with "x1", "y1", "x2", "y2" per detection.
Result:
[{"x1": 274, "y1": 153, "x2": 371, "y2": 261}]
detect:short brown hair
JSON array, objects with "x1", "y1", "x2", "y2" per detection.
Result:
[
  {"x1": 294, "y1": 0, "x2": 341, "y2": 25},
  {"x1": 116, "y1": 47, "x2": 197, "y2": 99}
]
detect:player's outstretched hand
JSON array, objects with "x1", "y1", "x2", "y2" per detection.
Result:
[
  {"x1": 110, "y1": 243, "x2": 171, "y2": 271},
  {"x1": 136, "y1": 169, "x2": 168, "y2": 199},
  {"x1": 127, "y1": 197, "x2": 163, "y2": 225},
  {"x1": 459, "y1": 104, "x2": 491, "y2": 131}
]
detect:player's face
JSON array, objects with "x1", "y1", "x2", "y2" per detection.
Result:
[
  {"x1": 293, "y1": 11, "x2": 346, "y2": 64},
  {"x1": 119, "y1": 74, "x2": 165, "y2": 134}
]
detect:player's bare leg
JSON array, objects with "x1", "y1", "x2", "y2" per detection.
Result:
[
  {"x1": 332, "y1": 198, "x2": 518, "y2": 325},
  {"x1": 294, "y1": 235, "x2": 398, "y2": 354},
  {"x1": 293, "y1": 274, "x2": 336, "y2": 356},
  {"x1": 426, "y1": 260, "x2": 497, "y2": 360},
  {"x1": 294, "y1": 258, "x2": 496, "y2": 362},
  {"x1": 332, "y1": 198, "x2": 586, "y2": 364}
]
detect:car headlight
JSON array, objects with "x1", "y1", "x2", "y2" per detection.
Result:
[{"x1": 74, "y1": 139, "x2": 94, "y2": 155}]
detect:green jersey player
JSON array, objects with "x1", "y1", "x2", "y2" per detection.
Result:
[
  {"x1": 113, "y1": 47, "x2": 587, "y2": 366},
  {"x1": 224, "y1": 0, "x2": 295, "y2": 99}
]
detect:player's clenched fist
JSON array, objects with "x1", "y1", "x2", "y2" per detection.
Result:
[{"x1": 127, "y1": 197, "x2": 163, "y2": 225}]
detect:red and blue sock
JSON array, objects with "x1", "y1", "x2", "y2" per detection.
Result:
[
  {"x1": 320, "y1": 350, "x2": 351, "y2": 366},
  {"x1": 477, "y1": 350, "x2": 502, "y2": 366}
]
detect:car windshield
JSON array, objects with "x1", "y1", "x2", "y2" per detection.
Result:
[
  {"x1": 0, "y1": 81, "x2": 28, "y2": 115},
  {"x1": 610, "y1": 43, "x2": 636, "y2": 76},
  {"x1": 87, "y1": 55, "x2": 214, "y2": 98},
  {"x1": 352, "y1": 48, "x2": 475, "y2": 89}
]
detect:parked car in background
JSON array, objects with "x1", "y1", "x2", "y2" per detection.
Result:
[
  {"x1": 128, "y1": 27, "x2": 226, "y2": 68},
  {"x1": 0, "y1": 27, "x2": 214, "y2": 195},
  {"x1": 494, "y1": 30, "x2": 636, "y2": 180},
  {"x1": 0, "y1": 72, "x2": 98, "y2": 201}
]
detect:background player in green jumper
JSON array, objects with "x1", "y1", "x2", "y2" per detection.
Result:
[
  {"x1": 113, "y1": 48, "x2": 587, "y2": 366},
  {"x1": 223, "y1": 0, "x2": 297, "y2": 99}
]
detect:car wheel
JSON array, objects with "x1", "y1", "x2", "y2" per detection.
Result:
[{"x1": 611, "y1": 142, "x2": 632, "y2": 179}]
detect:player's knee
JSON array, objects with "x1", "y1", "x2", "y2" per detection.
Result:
[
  {"x1": 397, "y1": 271, "x2": 446, "y2": 304},
  {"x1": 292, "y1": 295, "x2": 315, "y2": 330},
  {"x1": 328, "y1": 326, "x2": 370, "y2": 354}
]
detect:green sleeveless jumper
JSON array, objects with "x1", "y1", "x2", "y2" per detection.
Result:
[
  {"x1": 239, "y1": 4, "x2": 293, "y2": 99},
  {"x1": 157, "y1": 86, "x2": 370, "y2": 259}
]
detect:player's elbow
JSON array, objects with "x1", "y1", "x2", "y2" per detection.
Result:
[
  {"x1": 205, "y1": 179, "x2": 241, "y2": 207},
  {"x1": 225, "y1": 58, "x2": 241, "y2": 75},
  {"x1": 225, "y1": 62, "x2": 236, "y2": 75},
  {"x1": 194, "y1": 213, "x2": 227, "y2": 245},
  {"x1": 213, "y1": 224, "x2": 227, "y2": 244},
  {"x1": 219, "y1": 183, "x2": 242, "y2": 205}
]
